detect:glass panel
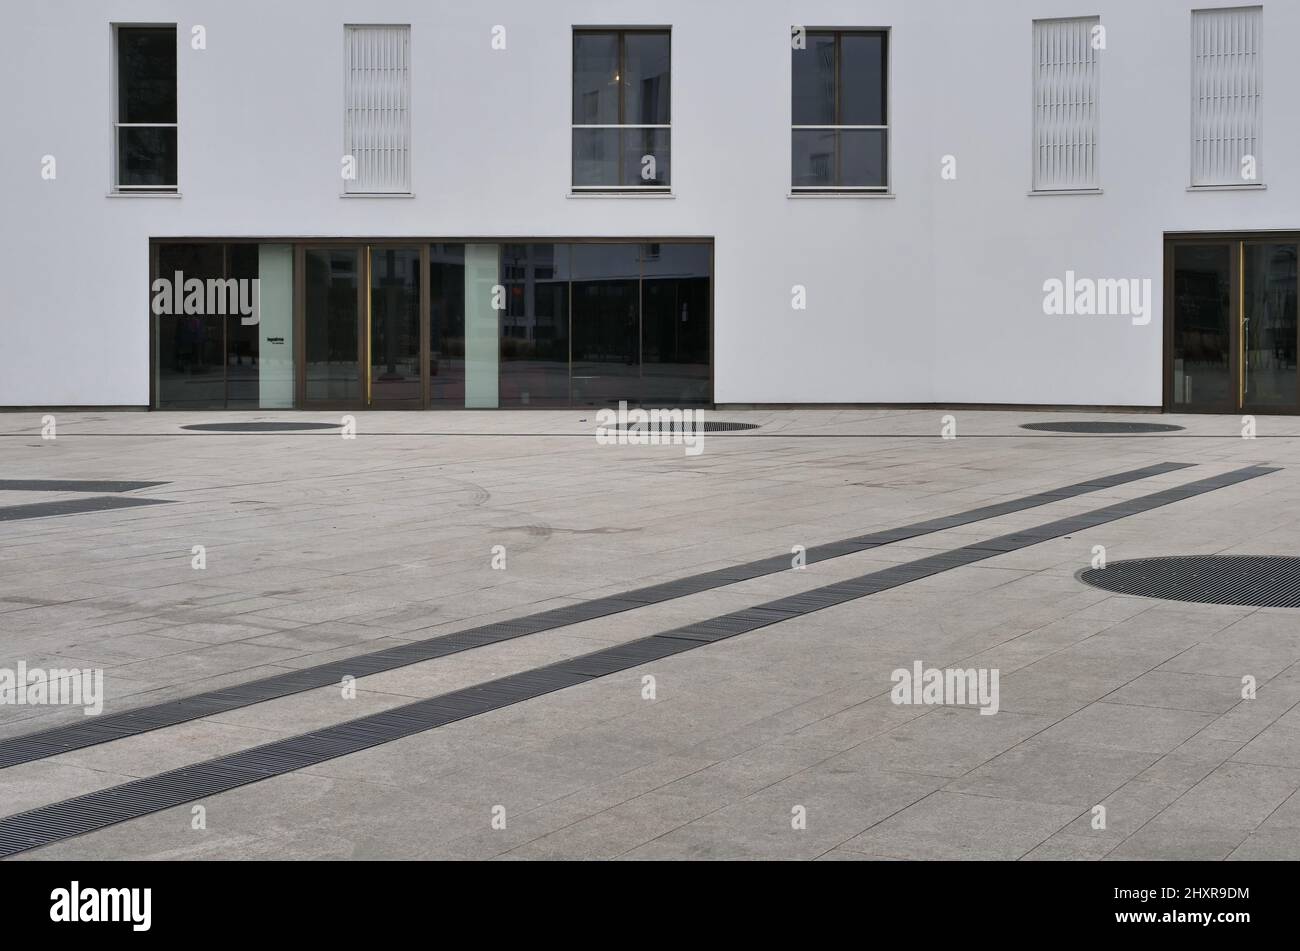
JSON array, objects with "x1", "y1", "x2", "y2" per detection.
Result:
[
  {"x1": 571, "y1": 244, "x2": 641, "y2": 406},
  {"x1": 501, "y1": 244, "x2": 571, "y2": 407},
  {"x1": 1243, "y1": 243, "x2": 1298, "y2": 408},
  {"x1": 464, "y1": 244, "x2": 501, "y2": 408},
  {"x1": 154, "y1": 244, "x2": 225, "y2": 408},
  {"x1": 840, "y1": 129, "x2": 887, "y2": 187},
  {"x1": 793, "y1": 129, "x2": 886, "y2": 188},
  {"x1": 117, "y1": 126, "x2": 177, "y2": 187},
  {"x1": 429, "y1": 244, "x2": 466, "y2": 405},
  {"x1": 226, "y1": 244, "x2": 260, "y2": 408},
  {"x1": 573, "y1": 128, "x2": 620, "y2": 187},
  {"x1": 1171, "y1": 245, "x2": 1233, "y2": 410},
  {"x1": 641, "y1": 244, "x2": 710, "y2": 404},
  {"x1": 840, "y1": 33, "x2": 886, "y2": 126},
  {"x1": 256, "y1": 245, "x2": 294, "y2": 409},
  {"x1": 304, "y1": 249, "x2": 361, "y2": 402},
  {"x1": 369, "y1": 247, "x2": 421, "y2": 403},
  {"x1": 118, "y1": 27, "x2": 176, "y2": 123},
  {"x1": 624, "y1": 33, "x2": 670, "y2": 124},
  {"x1": 621, "y1": 128, "x2": 670, "y2": 186},
  {"x1": 572, "y1": 32, "x2": 619, "y2": 124},
  {"x1": 792, "y1": 32, "x2": 835, "y2": 125}
]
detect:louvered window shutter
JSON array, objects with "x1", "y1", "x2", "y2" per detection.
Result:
[
  {"x1": 1191, "y1": 7, "x2": 1262, "y2": 186},
  {"x1": 1033, "y1": 17, "x2": 1100, "y2": 191},
  {"x1": 344, "y1": 25, "x2": 411, "y2": 194}
]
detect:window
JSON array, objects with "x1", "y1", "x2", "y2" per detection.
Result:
[
  {"x1": 344, "y1": 25, "x2": 411, "y2": 194},
  {"x1": 1191, "y1": 7, "x2": 1262, "y2": 187},
  {"x1": 114, "y1": 25, "x2": 177, "y2": 192},
  {"x1": 791, "y1": 30, "x2": 888, "y2": 191},
  {"x1": 572, "y1": 29, "x2": 671, "y2": 191},
  {"x1": 1032, "y1": 17, "x2": 1100, "y2": 192}
]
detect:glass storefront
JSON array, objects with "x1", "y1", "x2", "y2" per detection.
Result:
[{"x1": 153, "y1": 239, "x2": 711, "y2": 409}]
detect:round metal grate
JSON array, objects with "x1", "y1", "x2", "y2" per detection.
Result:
[
  {"x1": 182, "y1": 422, "x2": 342, "y2": 432},
  {"x1": 1021, "y1": 421, "x2": 1185, "y2": 434},
  {"x1": 1080, "y1": 555, "x2": 1300, "y2": 607},
  {"x1": 607, "y1": 421, "x2": 758, "y2": 433}
]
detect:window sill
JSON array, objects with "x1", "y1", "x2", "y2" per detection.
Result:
[
  {"x1": 1028, "y1": 188, "x2": 1103, "y2": 196},
  {"x1": 1187, "y1": 183, "x2": 1267, "y2": 192},
  {"x1": 108, "y1": 190, "x2": 181, "y2": 198},
  {"x1": 568, "y1": 191, "x2": 674, "y2": 199},
  {"x1": 787, "y1": 191, "x2": 894, "y2": 199},
  {"x1": 340, "y1": 192, "x2": 415, "y2": 198}
]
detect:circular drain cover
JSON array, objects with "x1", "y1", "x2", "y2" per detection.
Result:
[
  {"x1": 1080, "y1": 555, "x2": 1300, "y2": 607},
  {"x1": 607, "y1": 421, "x2": 758, "y2": 433},
  {"x1": 1021, "y1": 421, "x2": 1185, "y2": 434},
  {"x1": 181, "y1": 422, "x2": 342, "y2": 432}
]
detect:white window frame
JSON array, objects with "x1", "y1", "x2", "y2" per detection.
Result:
[
  {"x1": 342, "y1": 23, "x2": 413, "y2": 197},
  {"x1": 111, "y1": 23, "x2": 179, "y2": 195},
  {"x1": 1190, "y1": 6, "x2": 1264, "y2": 189},
  {"x1": 1031, "y1": 16, "x2": 1102, "y2": 195},
  {"x1": 789, "y1": 27, "x2": 892, "y2": 195}
]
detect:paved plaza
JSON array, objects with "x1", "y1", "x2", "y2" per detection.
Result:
[{"x1": 1, "y1": 409, "x2": 1298, "y2": 860}]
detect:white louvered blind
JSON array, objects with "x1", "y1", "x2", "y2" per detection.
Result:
[
  {"x1": 1033, "y1": 17, "x2": 1100, "y2": 191},
  {"x1": 344, "y1": 25, "x2": 411, "y2": 194},
  {"x1": 1191, "y1": 7, "x2": 1262, "y2": 186}
]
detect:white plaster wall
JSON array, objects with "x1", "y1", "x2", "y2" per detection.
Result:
[{"x1": 1, "y1": 0, "x2": 1295, "y2": 407}]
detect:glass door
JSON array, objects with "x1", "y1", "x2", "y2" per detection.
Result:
[
  {"x1": 1242, "y1": 242, "x2": 1299, "y2": 412},
  {"x1": 367, "y1": 245, "x2": 424, "y2": 407},
  {"x1": 1167, "y1": 236, "x2": 1300, "y2": 414},
  {"x1": 301, "y1": 246, "x2": 364, "y2": 408}
]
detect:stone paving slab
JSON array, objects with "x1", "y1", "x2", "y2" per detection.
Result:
[{"x1": 0, "y1": 409, "x2": 1298, "y2": 859}]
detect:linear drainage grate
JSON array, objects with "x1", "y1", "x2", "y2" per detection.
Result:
[
  {"x1": 0, "y1": 464, "x2": 1276, "y2": 858},
  {"x1": 0, "y1": 496, "x2": 173, "y2": 522},
  {"x1": 1021, "y1": 421, "x2": 1185, "y2": 434},
  {"x1": 0, "y1": 462, "x2": 1192, "y2": 772},
  {"x1": 606, "y1": 421, "x2": 758, "y2": 433},
  {"x1": 0, "y1": 480, "x2": 168, "y2": 493},
  {"x1": 181, "y1": 422, "x2": 342, "y2": 432},
  {"x1": 1081, "y1": 555, "x2": 1300, "y2": 607}
]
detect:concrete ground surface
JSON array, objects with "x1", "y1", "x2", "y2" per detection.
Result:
[{"x1": 0, "y1": 408, "x2": 1298, "y2": 861}]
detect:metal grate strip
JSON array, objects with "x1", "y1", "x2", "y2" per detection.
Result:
[
  {"x1": 0, "y1": 462, "x2": 1191, "y2": 770},
  {"x1": 0, "y1": 464, "x2": 1276, "y2": 858}
]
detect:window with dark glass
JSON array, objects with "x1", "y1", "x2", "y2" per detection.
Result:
[
  {"x1": 115, "y1": 25, "x2": 177, "y2": 191},
  {"x1": 792, "y1": 30, "x2": 888, "y2": 191},
  {"x1": 572, "y1": 29, "x2": 670, "y2": 190}
]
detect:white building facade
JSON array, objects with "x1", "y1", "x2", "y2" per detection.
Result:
[{"x1": 1, "y1": 0, "x2": 1296, "y2": 413}]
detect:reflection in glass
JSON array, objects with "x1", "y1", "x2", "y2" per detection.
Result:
[
  {"x1": 304, "y1": 249, "x2": 360, "y2": 402},
  {"x1": 792, "y1": 33, "x2": 835, "y2": 125},
  {"x1": 155, "y1": 243, "x2": 225, "y2": 408},
  {"x1": 117, "y1": 27, "x2": 176, "y2": 189},
  {"x1": 370, "y1": 247, "x2": 421, "y2": 404},
  {"x1": 1243, "y1": 244, "x2": 1298, "y2": 408},
  {"x1": 621, "y1": 128, "x2": 670, "y2": 187},
  {"x1": 793, "y1": 128, "x2": 886, "y2": 188},
  {"x1": 624, "y1": 33, "x2": 670, "y2": 124},
  {"x1": 641, "y1": 244, "x2": 710, "y2": 404},
  {"x1": 572, "y1": 128, "x2": 619, "y2": 188},
  {"x1": 839, "y1": 33, "x2": 886, "y2": 126},
  {"x1": 117, "y1": 127, "x2": 177, "y2": 188},
  {"x1": 1172, "y1": 245, "x2": 1233, "y2": 410},
  {"x1": 429, "y1": 244, "x2": 466, "y2": 405},
  {"x1": 571, "y1": 244, "x2": 641, "y2": 405},
  {"x1": 226, "y1": 244, "x2": 260, "y2": 407},
  {"x1": 572, "y1": 32, "x2": 619, "y2": 124},
  {"x1": 501, "y1": 245, "x2": 571, "y2": 406}
]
